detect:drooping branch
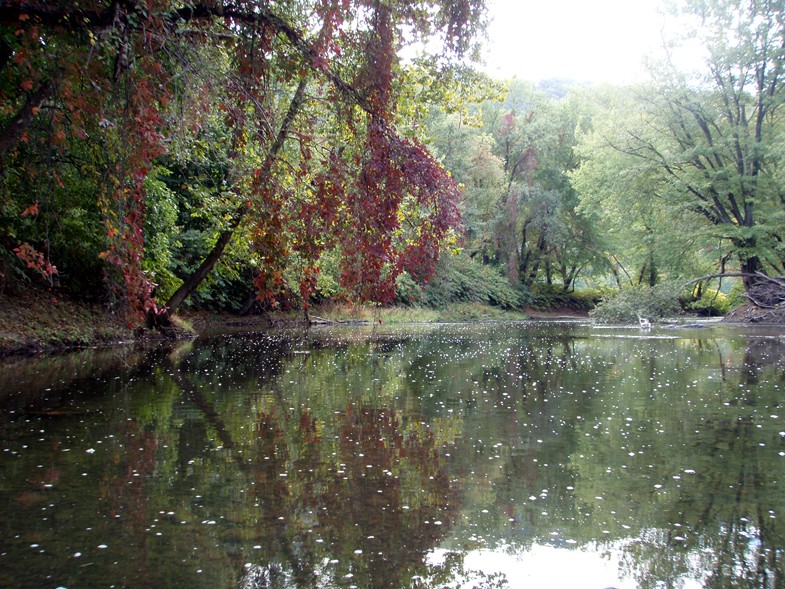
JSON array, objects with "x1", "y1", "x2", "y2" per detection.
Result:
[
  {"x1": 680, "y1": 272, "x2": 761, "y2": 289},
  {"x1": 681, "y1": 272, "x2": 785, "y2": 308},
  {"x1": 1, "y1": 1, "x2": 379, "y2": 115},
  {"x1": 192, "y1": 4, "x2": 382, "y2": 118}
]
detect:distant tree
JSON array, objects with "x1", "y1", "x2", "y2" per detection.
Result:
[
  {"x1": 573, "y1": 0, "x2": 785, "y2": 293},
  {"x1": 426, "y1": 79, "x2": 604, "y2": 295},
  {"x1": 571, "y1": 86, "x2": 715, "y2": 288}
]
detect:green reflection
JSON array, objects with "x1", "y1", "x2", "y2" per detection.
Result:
[{"x1": 0, "y1": 323, "x2": 784, "y2": 588}]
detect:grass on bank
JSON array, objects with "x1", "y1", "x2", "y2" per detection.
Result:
[
  {"x1": 313, "y1": 302, "x2": 528, "y2": 324},
  {"x1": 0, "y1": 289, "x2": 129, "y2": 355}
]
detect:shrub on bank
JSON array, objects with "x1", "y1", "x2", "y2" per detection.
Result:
[
  {"x1": 681, "y1": 287, "x2": 731, "y2": 316},
  {"x1": 396, "y1": 255, "x2": 524, "y2": 309},
  {"x1": 528, "y1": 285, "x2": 604, "y2": 312},
  {"x1": 590, "y1": 283, "x2": 683, "y2": 323}
]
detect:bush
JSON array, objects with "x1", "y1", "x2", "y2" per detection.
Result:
[
  {"x1": 393, "y1": 271, "x2": 424, "y2": 306},
  {"x1": 590, "y1": 283, "x2": 683, "y2": 324},
  {"x1": 528, "y1": 285, "x2": 605, "y2": 312},
  {"x1": 681, "y1": 288, "x2": 731, "y2": 316},
  {"x1": 394, "y1": 254, "x2": 524, "y2": 309},
  {"x1": 726, "y1": 281, "x2": 747, "y2": 309}
]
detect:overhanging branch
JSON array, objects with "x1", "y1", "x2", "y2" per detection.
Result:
[{"x1": 680, "y1": 272, "x2": 759, "y2": 289}]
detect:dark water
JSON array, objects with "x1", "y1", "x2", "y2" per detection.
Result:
[{"x1": 1, "y1": 321, "x2": 784, "y2": 589}]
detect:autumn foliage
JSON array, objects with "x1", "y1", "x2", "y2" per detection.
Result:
[{"x1": 0, "y1": 0, "x2": 485, "y2": 321}]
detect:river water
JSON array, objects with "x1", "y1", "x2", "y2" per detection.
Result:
[{"x1": 1, "y1": 320, "x2": 784, "y2": 589}]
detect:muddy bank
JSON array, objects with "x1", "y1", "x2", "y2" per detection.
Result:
[
  {"x1": 0, "y1": 289, "x2": 130, "y2": 356},
  {"x1": 723, "y1": 303, "x2": 785, "y2": 324}
]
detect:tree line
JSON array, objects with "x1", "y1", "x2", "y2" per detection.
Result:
[
  {"x1": 1, "y1": 0, "x2": 783, "y2": 324},
  {"x1": 0, "y1": 0, "x2": 484, "y2": 324},
  {"x1": 427, "y1": 0, "x2": 785, "y2": 315}
]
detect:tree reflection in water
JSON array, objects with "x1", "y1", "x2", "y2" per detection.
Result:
[
  {"x1": 1, "y1": 323, "x2": 784, "y2": 589},
  {"x1": 240, "y1": 403, "x2": 459, "y2": 589}
]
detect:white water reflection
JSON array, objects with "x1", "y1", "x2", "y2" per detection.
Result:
[{"x1": 428, "y1": 540, "x2": 710, "y2": 589}]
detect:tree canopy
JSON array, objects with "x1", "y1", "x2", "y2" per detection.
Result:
[
  {"x1": 3, "y1": 0, "x2": 785, "y2": 323},
  {"x1": 572, "y1": 0, "x2": 785, "y2": 294},
  {"x1": 0, "y1": 0, "x2": 486, "y2": 321}
]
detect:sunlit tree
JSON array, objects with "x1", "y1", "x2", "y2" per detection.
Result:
[{"x1": 573, "y1": 0, "x2": 785, "y2": 293}]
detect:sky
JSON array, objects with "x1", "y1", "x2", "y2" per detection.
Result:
[{"x1": 480, "y1": 0, "x2": 673, "y2": 84}]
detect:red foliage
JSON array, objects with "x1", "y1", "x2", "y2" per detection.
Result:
[
  {"x1": 337, "y1": 118, "x2": 461, "y2": 303},
  {"x1": 20, "y1": 201, "x2": 39, "y2": 217},
  {"x1": 257, "y1": 0, "x2": 462, "y2": 307},
  {"x1": 13, "y1": 242, "x2": 58, "y2": 285},
  {"x1": 93, "y1": 10, "x2": 170, "y2": 319},
  {"x1": 2, "y1": 0, "x2": 478, "y2": 317}
]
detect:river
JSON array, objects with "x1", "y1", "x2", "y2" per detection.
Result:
[{"x1": 1, "y1": 320, "x2": 784, "y2": 588}]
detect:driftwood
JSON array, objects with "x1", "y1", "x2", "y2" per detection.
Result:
[{"x1": 309, "y1": 315, "x2": 333, "y2": 325}]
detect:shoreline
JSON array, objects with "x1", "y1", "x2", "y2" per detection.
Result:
[{"x1": 1, "y1": 290, "x2": 781, "y2": 358}]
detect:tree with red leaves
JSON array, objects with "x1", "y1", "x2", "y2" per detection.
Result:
[{"x1": 0, "y1": 0, "x2": 486, "y2": 324}]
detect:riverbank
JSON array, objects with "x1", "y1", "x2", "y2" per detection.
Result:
[
  {"x1": 722, "y1": 303, "x2": 785, "y2": 324},
  {"x1": 0, "y1": 289, "x2": 130, "y2": 356},
  {"x1": 3, "y1": 287, "x2": 781, "y2": 357},
  {"x1": 189, "y1": 301, "x2": 529, "y2": 329},
  {"x1": 0, "y1": 289, "x2": 530, "y2": 356}
]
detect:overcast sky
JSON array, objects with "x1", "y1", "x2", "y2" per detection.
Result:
[{"x1": 480, "y1": 0, "x2": 671, "y2": 84}]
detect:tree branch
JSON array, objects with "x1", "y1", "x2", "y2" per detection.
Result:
[
  {"x1": 3, "y1": 1, "x2": 383, "y2": 120},
  {"x1": 680, "y1": 272, "x2": 753, "y2": 287},
  {"x1": 0, "y1": 78, "x2": 57, "y2": 157},
  {"x1": 161, "y1": 74, "x2": 310, "y2": 318},
  {"x1": 680, "y1": 272, "x2": 785, "y2": 290}
]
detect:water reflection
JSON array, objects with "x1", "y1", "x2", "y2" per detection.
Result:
[{"x1": 0, "y1": 322, "x2": 784, "y2": 588}]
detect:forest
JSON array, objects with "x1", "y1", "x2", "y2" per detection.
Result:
[{"x1": 1, "y1": 0, "x2": 785, "y2": 335}]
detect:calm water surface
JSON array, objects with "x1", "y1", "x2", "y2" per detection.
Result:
[{"x1": 1, "y1": 321, "x2": 784, "y2": 589}]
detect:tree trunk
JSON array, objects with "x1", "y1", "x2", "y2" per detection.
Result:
[
  {"x1": 525, "y1": 233, "x2": 547, "y2": 286},
  {"x1": 163, "y1": 218, "x2": 243, "y2": 317},
  {"x1": 739, "y1": 253, "x2": 763, "y2": 292},
  {"x1": 561, "y1": 263, "x2": 577, "y2": 291}
]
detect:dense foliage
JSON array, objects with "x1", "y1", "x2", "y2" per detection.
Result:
[
  {"x1": 3, "y1": 0, "x2": 785, "y2": 325},
  {"x1": 422, "y1": 0, "x2": 785, "y2": 318},
  {"x1": 0, "y1": 0, "x2": 485, "y2": 322},
  {"x1": 589, "y1": 283, "x2": 683, "y2": 324}
]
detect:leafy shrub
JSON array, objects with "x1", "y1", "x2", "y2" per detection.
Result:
[
  {"x1": 528, "y1": 285, "x2": 605, "y2": 312},
  {"x1": 590, "y1": 283, "x2": 682, "y2": 324},
  {"x1": 393, "y1": 254, "x2": 524, "y2": 309},
  {"x1": 681, "y1": 287, "x2": 731, "y2": 316},
  {"x1": 726, "y1": 281, "x2": 747, "y2": 309},
  {"x1": 190, "y1": 268, "x2": 256, "y2": 313},
  {"x1": 416, "y1": 254, "x2": 524, "y2": 309},
  {"x1": 394, "y1": 271, "x2": 425, "y2": 306}
]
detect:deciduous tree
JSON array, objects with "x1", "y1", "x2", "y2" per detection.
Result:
[
  {"x1": 573, "y1": 0, "x2": 785, "y2": 293},
  {"x1": 0, "y1": 0, "x2": 486, "y2": 322}
]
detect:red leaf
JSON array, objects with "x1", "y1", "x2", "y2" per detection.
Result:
[{"x1": 20, "y1": 201, "x2": 39, "y2": 217}]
